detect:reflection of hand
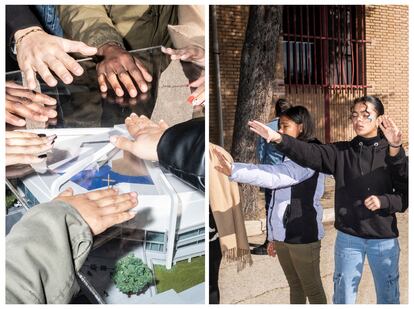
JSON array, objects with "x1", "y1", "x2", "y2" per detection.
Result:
[
  {"x1": 213, "y1": 147, "x2": 232, "y2": 176},
  {"x1": 248, "y1": 120, "x2": 282, "y2": 143},
  {"x1": 364, "y1": 195, "x2": 381, "y2": 211},
  {"x1": 6, "y1": 131, "x2": 55, "y2": 166},
  {"x1": 101, "y1": 90, "x2": 149, "y2": 107},
  {"x1": 110, "y1": 113, "x2": 168, "y2": 161},
  {"x1": 96, "y1": 44, "x2": 152, "y2": 97},
  {"x1": 55, "y1": 188, "x2": 137, "y2": 235},
  {"x1": 378, "y1": 115, "x2": 402, "y2": 147},
  {"x1": 161, "y1": 45, "x2": 205, "y2": 67},
  {"x1": 267, "y1": 241, "x2": 277, "y2": 257},
  {"x1": 6, "y1": 81, "x2": 57, "y2": 126},
  {"x1": 15, "y1": 27, "x2": 97, "y2": 89}
]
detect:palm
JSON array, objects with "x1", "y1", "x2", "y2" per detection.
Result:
[
  {"x1": 248, "y1": 120, "x2": 280, "y2": 143},
  {"x1": 379, "y1": 116, "x2": 402, "y2": 146}
]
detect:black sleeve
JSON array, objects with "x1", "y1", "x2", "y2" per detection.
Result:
[
  {"x1": 378, "y1": 192, "x2": 408, "y2": 214},
  {"x1": 275, "y1": 134, "x2": 338, "y2": 175},
  {"x1": 385, "y1": 146, "x2": 408, "y2": 185},
  {"x1": 157, "y1": 117, "x2": 205, "y2": 191}
]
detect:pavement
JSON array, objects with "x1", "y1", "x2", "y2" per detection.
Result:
[{"x1": 218, "y1": 180, "x2": 408, "y2": 304}]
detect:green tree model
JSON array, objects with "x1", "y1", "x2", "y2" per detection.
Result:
[{"x1": 113, "y1": 254, "x2": 153, "y2": 295}]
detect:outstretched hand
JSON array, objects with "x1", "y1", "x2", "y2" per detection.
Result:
[
  {"x1": 248, "y1": 120, "x2": 282, "y2": 143},
  {"x1": 110, "y1": 113, "x2": 168, "y2": 161},
  {"x1": 213, "y1": 147, "x2": 232, "y2": 176},
  {"x1": 55, "y1": 187, "x2": 137, "y2": 235}
]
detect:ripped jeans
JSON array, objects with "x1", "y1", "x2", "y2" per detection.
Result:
[{"x1": 333, "y1": 231, "x2": 400, "y2": 304}]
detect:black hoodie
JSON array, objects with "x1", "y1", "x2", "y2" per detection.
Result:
[{"x1": 275, "y1": 134, "x2": 408, "y2": 239}]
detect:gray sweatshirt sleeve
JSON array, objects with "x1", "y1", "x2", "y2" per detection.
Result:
[{"x1": 6, "y1": 201, "x2": 93, "y2": 304}]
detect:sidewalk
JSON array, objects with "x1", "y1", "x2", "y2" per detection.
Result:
[{"x1": 218, "y1": 211, "x2": 408, "y2": 304}]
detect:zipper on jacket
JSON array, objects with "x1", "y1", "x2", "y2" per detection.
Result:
[
  {"x1": 358, "y1": 141, "x2": 363, "y2": 175},
  {"x1": 268, "y1": 189, "x2": 277, "y2": 240}
]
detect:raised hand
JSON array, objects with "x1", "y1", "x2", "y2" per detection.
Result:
[
  {"x1": 55, "y1": 187, "x2": 137, "y2": 235},
  {"x1": 248, "y1": 120, "x2": 282, "y2": 143},
  {"x1": 213, "y1": 147, "x2": 232, "y2": 176},
  {"x1": 378, "y1": 115, "x2": 402, "y2": 147}
]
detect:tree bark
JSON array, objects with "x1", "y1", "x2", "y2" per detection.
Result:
[{"x1": 231, "y1": 6, "x2": 283, "y2": 219}]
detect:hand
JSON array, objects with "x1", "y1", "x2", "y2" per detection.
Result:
[
  {"x1": 15, "y1": 27, "x2": 97, "y2": 89},
  {"x1": 6, "y1": 81, "x2": 57, "y2": 126},
  {"x1": 161, "y1": 45, "x2": 205, "y2": 67},
  {"x1": 162, "y1": 46, "x2": 205, "y2": 106},
  {"x1": 378, "y1": 115, "x2": 402, "y2": 147},
  {"x1": 248, "y1": 120, "x2": 282, "y2": 143},
  {"x1": 110, "y1": 113, "x2": 168, "y2": 161},
  {"x1": 96, "y1": 43, "x2": 152, "y2": 97},
  {"x1": 55, "y1": 187, "x2": 137, "y2": 235},
  {"x1": 213, "y1": 147, "x2": 232, "y2": 176},
  {"x1": 6, "y1": 131, "x2": 56, "y2": 166},
  {"x1": 364, "y1": 195, "x2": 381, "y2": 211},
  {"x1": 267, "y1": 241, "x2": 277, "y2": 257}
]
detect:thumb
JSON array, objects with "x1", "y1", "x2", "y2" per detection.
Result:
[
  {"x1": 110, "y1": 135, "x2": 134, "y2": 153},
  {"x1": 58, "y1": 187, "x2": 74, "y2": 197},
  {"x1": 62, "y1": 38, "x2": 97, "y2": 56}
]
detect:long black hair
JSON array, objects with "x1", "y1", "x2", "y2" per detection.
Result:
[{"x1": 279, "y1": 105, "x2": 315, "y2": 141}]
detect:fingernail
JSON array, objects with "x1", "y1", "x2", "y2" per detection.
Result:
[
  {"x1": 129, "y1": 211, "x2": 136, "y2": 217},
  {"x1": 141, "y1": 84, "x2": 148, "y2": 92},
  {"x1": 129, "y1": 191, "x2": 137, "y2": 198},
  {"x1": 38, "y1": 133, "x2": 46, "y2": 137},
  {"x1": 38, "y1": 154, "x2": 47, "y2": 158},
  {"x1": 100, "y1": 86, "x2": 107, "y2": 92},
  {"x1": 131, "y1": 113, "x2": 138, "y2": 118},
  {"x1": 125, "y1": 117, "x2": 132, "y2": 123},
  {"x1": 187, "y1": 96, "x2": 195, "y2": 104},
  {"x1": 109, "y1": 136, "x2": 117, "y2": 144}
]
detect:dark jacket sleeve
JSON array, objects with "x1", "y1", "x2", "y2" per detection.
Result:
[
  {"x1": 385, "y1": 146, "x2": 408, "y2": 185},
  {"x1": 378, "y1": 192, "x2": 408, "y2": 214},
  {"x1": 6, "y1": 201, "x2": 93, "y2": 304},
  {"x1": 157, "y1": 117, "x2": 205, "y2": 191},
  {"x1": 275, "y1": 134, "x2": 337, "y2": 175}
]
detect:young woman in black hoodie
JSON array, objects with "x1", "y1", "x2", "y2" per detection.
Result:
[{"x1": 248, "y1": 96, "x2": 407, "y2": 304}]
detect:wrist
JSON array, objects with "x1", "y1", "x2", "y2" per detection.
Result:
[
  {"x1": 97, "y1": 41, "x2": 124, "y2": 55},
  {"x1": 389, "y1": 143, "x2": 402, "y2": 148},
  {"x1": 14, "y1": 27, "x2": 44, "y2": 53}
]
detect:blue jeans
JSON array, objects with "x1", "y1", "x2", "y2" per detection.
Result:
[
  {"x1": 34, "y1": 5, "x2": 63, "y2": 37},
  {"x1": 333, "y1": 231, "x2": 400, "y2": 304}
]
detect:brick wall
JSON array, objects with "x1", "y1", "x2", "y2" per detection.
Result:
[
  {"x1": 210, "y1": 5, "x2": 409, "y2": 149},
  {"x1": 365, "y1": 5, "x2": 409, "y2": 147},
  {"x1": 209, "y1": 6, "x2": 249, "y2": 150}
]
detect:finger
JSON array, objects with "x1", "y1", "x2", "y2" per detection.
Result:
[
  {"x1": 6, "y1": 101, "x2": 49, "y2": 122},
  {"x1": 6, "y1": 154, "x2": 47, "y2": 166},
  {"x1": 85, "y1": 188, "x2": 119, "y2": 201},
  {"x1": 5, "y1": 131, "x2": 40, "y2": 139},
  {"x1": 189, "y1": 75, "x2": 205, "y2": 88},
  {"x1": 15, "y1": 99, "x2": 57, "y2": 119},
  {"x1": 98, "y1": 198, "x2": 138, "y2": 216},
  {"x1": 6, "y1": 87, "x2": 57, "y2": 105},
  {"x1": 191, "y1": 90, "x2": 205, "y2": 106},
  {"x1": 62, "y1": 38, "x2": 97, "y2": 56},
  {"x1": 57, "y1": 187, "x2": 74, "y2": 197},
  {"x1": 6, "y1": 81, "x2": 26, "y2": 89},
  {"x1": 134, "y1": 58, "x2": 152, "y2": 82},
  {"x1": 6, "y1": 112, "x2": 26, "y2": 126},
  {"x1": 55, "y1": 50, "x2": 84, "y2": 77},
  {"x1": 158, "y1": 119, "x2": 169, "y2": 130},
  {"x1": 96, "y1": 192, "x2": 137, "y2": 208},
  {"x1": 44, "y1": 55, "x2": 73, "y2": 84},
  {"x1": 21, "y1": 63, "x2": 38, "y2": 90},
  {"x1": 109, "y1": 135, "x2": 135, "y2": 154},
  {"x1": 6, "y1": 143, "x2": 53, "y2": 155},
  {"x1": 117, "y1": 71, "x2": 138, "y2": 97},
  {"x1": 34, "y1": 60, "x2": 58, "y2": 87},
  {"x1": 5, "y1": 135, "x2": 49, "y2": 146},
  {"x1": 106, "y1": 73, "x2": 124, "y2": 97},
  {"x1": 98, "y1": 74, "x2": 108, "y2": 93},
  {"x1": 100, "y1": 211, "x2": 136, "y2": 231}
]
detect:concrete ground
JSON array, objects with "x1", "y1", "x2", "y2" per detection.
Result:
[{"x1": 218, "y1": 181, "x2": 408, "y2": 304}]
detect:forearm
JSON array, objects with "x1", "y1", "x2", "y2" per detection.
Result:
[{"x1": 6, "y1": 201, "x2": 92, "y2": 304}]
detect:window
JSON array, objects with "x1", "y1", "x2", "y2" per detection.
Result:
[
  {"x1": 177, "y1": 227, "x2": 204, "y2": 241},
  {"x1": 282, "y1": 5, "x2": 367, "y2": 90}
]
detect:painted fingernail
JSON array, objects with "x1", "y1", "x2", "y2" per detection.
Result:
[
  {"x1": 38, "y1": 133, "x2": 46, "y2": 137},
  {"x1": 187, "y1": 96, "x2": 195, "y2": 104},
  {"x1": 38, "y1": 154, "x2": 47, "y2": 158}
]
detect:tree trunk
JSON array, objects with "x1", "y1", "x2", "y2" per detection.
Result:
[{"x1": 231, "y1": 6, "x2": 283, "y2": 219}]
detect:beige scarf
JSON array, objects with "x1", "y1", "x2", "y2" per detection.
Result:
[{"x1": 209, "y1": 143, "x2": 253, "y2": 271}]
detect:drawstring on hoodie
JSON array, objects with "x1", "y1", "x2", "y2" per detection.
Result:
[{"x1": 358, "y1": 141, "x2": 379, "y2": 176}]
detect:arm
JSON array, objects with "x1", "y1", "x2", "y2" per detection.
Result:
[
  {"x1": 230, "y1": 160, "x2": 315, "y2": 189},
  {"x1": 58, "y1": 5, "x2": 123, "y2": 49},
  {"x1": 385, "y1": 146, "x2": 408, "y2": 185},
  {"x1": 157, "y1": 117, "x2": 205, "y2": 191},
  {"x1": 377, "y1": 192, "x2": 408, "y2": 214},
  {"x1": 6, "y1": 201, "x2": 92, "y2": 304}
]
